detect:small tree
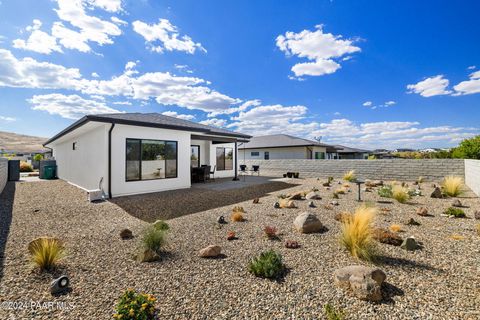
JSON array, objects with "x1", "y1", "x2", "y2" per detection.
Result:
[
  {"x1": 451, "y1": 135, "x2": 480, "y2": 159},
  {"x1": 33, "y1": 154, "x2": 44, "y2": 161}
]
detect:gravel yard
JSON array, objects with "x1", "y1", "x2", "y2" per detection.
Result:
[{"x1": 0, "y1": 178, "x2": 479, "y2": 319}]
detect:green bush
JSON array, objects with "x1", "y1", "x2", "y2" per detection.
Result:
[
  {"x1": 324, "y1": 303, "x2": 346, "y2": 320},
  {"x1": 33, "y1": 154, "x2": 44, "y2": 161},
  {"x1": 141, "y1": 226, "x2": 166, "y2": 253},
  {"x1": 451, "y1": 135, "x2": 480, "y2": 159},
  {"x1": 377, "y1": 185, "x2": 393, "y2": 198},
  {"x1": 113, "y1": 289, "x2": 156, "y2": 320},
  {"x1": 248, "y1": 250, "x2": 284, "y2": 279},
  {"x1": 444, "y1": 207, "x2": 466, "y2": 218},
  {"x1": 152, "y1": 220, "x2": 169, "y2": 231}
]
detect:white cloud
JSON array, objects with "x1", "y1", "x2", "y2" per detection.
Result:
[
  {"x1": 276, "y1": 25, "x2": 360, "y2": 77},
  {"x1": 174, "y1": 64, "x2": 193, "y2": 74},
  {"x1": 112, "y1": 100, "x2": 131, "y2": 105},
  {"x1": 86, "y1": 0, "x2": 123, "y2": 12},
  {"x1": 467, "y1": 65, "x2": 476, "y2": 70},
  {"x1": 0, "y1": 115, "x2": 16, "y2": 122},
  {"x1": 111, "y1": 16, "x2": 127, "y2": 25},
  {"x1": 132, "y1": 19, "x2": 206, "y2": 54},
  {"x1": 91, "y1": 72, "x2": 99, "y2": 77},
  {"x1": 200, "y1": 118, "x2": 227, "y2": 127},
  {"x1": 162, "y1": 111, "x2": 195, "y2": 121},
  {"x1": 362, "y1": 101, "x2": 372, "y2": 107},
  {"x1": 29, "y1": 93, "x2": 120, "y2": 119},
  {"x1": 384, "y1": 100, "x2": 396, "y2": 106},
  {"x1": 406, "y1": 75, "x2": 452, "y2": 97},
  {"x1": 12, "y1": 19, "x2": 62, "y2": 54},
  {"x1": 207, "y1": 99, "x2": 261, "y2": 117},
  {"x1": 453, "y1": 70, "x2": 480, "y2": 95}
]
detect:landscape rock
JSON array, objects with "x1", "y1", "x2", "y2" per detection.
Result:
[
  {"x1": 452, "y1": 199, "x2": 462, "y2": 207},
  {"x1": 430, "y1": 187, "x2": 443, "y2": 198},
  {"x1": 308, "y1": 201, "x2": 316, "y2": 208},
  {"x1": 416, "y1": 207, "x2": 430, "y2": 217},
  {"x1": 274, "y1": 202, "x2": 280, "y2": 209},
  {"x1": 474, "y1": 211, "x2": 480, "y2": 220},
  {"x1": 365, "y1": 180, "x2": 383, "y2": 187},
  {"x1": 405, "y1": 218, "x2": 421, "y2": 226},
  {"x1": 305, "y1": 192, "x2": 322, "y2": 200},
  {"x1": 199, "y1": 245, "x2": 222, "y2": 258},
  {"x1": 217, "y1": 216, "x2": 226, "y2": 224},
  {"x1": 330, "y1": 200, "x2": 339, "y2": 206},
  {"x1": 136, "y1": 249, "x2": 159, "y2": 262},
  {"x1": 373, "y1": 228, "x2": 403, "y2": 246},
  {"x1": 288, "y1": 191, "x2": 304, "y2": 200},
  {"x1": 401, "y1": 236, "x2": 419, "y2": 251},
  {"x1": 119, "y1": 229, "x2": 133, "y2": 240},
  {"x1": 333, "y1": 265, "x2": 386, "y2": 302},
  {"x1": 252, "y1": 198, "x2": 259, "y2": 204},
  {"x1": 293, "y1": 212, "x2": 323, "y2": 233}
]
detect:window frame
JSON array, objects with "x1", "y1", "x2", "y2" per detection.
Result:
[
  {"x1": 216, "y1": 147, "x2": 234, "y2": 171},
  {"x1": 190, "y1": 145, "x2": 200, "y2": 168},
  {"x1": 250, "y1": 151, "x2": 260, "y2": 157},
  {"x1": 264, "y1": 151, "x2": 270, "y2": 160},
  {"x1": 125, "y1": 138, "x2": 178, "y2": 182}
]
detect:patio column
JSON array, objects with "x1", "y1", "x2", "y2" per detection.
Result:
[{"x1": 232, "y1": 141, "x2": 239, "y2": 181}]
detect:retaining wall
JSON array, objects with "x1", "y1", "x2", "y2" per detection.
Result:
[
  {"x1": 242, "y1": 159, "x2": 465, "y2": 182},
  {"x1": 0, "y1": 158, "x2": 7, "y2": 195},
  {"x1": 465, "y1": 159, "x2": 480, "y2": 196}
]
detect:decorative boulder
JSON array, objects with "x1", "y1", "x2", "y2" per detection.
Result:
[
  {"x1": 293, "y1": 212, "x2": 323, "y2": 233},
  {"x1": 119, "y1": 229, "x2": 133, "y2": 240},
  {"x1": 405, "y1": 218, "x2": 421, "y2": 226},
  {"x1": 452, "y1": 199, "x2": 462, "y2": 207},
  {"x1": 252, "y1": 198, "x2": 260, "y2": 204},
  {"x1": 430, "y1": 187, "x2": 443, "y2": 198},
  {"x1": 365, "y1": 180, "x2": 383, "y2": 187},
  {"x1": 372, "y1": 228, "x2": 403, "y2": 246},
  {"x1": 333, "y1": 265, "x2": 386, "y2": 302},
  {"x1": 305, "y1": 192, "x2": 322, "y2": 200},
  {"x1": 330, "y1": 200, "x2": 339, "y2": 206},
  {"x1": 308, "y1": 201, "x2": 316, "y2": 208},
  {"x1": 199, "y1": 245, "x2": 222, "y2": 258},
  {"x1": 416, "y1": 207, "x2": 430, "y2": 217},
  {"x1": 285, "y1": 240, "x2": 300, "y2": 249},
  {"x1": 217, "y1": 216, "x2": 226, "y2": 224},
  {"x1": 274, "y1": 202, "x2": 281, "y2": 209},
  {"x1": 401, "y1": 236, "x2": 419, "y2": 251}
]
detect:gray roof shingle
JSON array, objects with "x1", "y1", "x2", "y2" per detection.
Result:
[{"x1": 239, "y1": 134, "x2": 337, "y2": 150}]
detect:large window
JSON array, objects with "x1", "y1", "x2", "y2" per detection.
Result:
[
  {"x1": 216, "y1": 147, "x2": 233, "y2": 171},
  {"x1": 315, "y1": 151, "x2": 325, "y2": 159},
  {"x1": 191, "y1": 145, "x2": 200, "y2": 168},
  {"x1": 126, "y1": 138, "x2": 177, "y2": 181}
]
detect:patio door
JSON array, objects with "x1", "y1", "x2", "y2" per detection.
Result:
[{"x1": 191, "y1": 145, "x2": 200, "y2": 167}]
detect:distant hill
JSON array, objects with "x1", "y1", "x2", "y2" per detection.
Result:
[{"x1": 0, "y1": 131, "x2": 47, "y2": 153}]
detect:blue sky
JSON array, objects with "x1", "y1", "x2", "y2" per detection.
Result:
[{"x1": 0, "y1": 0, "x2": 479, "y2": 149}]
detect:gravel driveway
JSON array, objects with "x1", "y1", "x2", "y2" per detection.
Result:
[{"x1": 0, "y1": 179, "x2": 479, "y2": 319}]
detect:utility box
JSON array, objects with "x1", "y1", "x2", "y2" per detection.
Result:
[
  {"x1": 8, "y1": 160, "x2": 20, "y2": 181},
  {"x1": 39, "y1": 160, "x2": 57, "y2": 179}
]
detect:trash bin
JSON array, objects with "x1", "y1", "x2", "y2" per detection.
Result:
[
  {"x1": 39, "y1": 160, "x2": 56, "y2": 179},
  {"x1": 43, "y1": 165, "x2": 57, "y2": 180},
  {"x1": 8, "y1": 160, "x2": 20, "y2": 181}
]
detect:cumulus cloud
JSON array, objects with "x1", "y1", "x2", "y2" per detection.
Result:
[
  {"x1": 132, "y1": 19, "x2": 206, "y2": 54},
  {"x1": 453, "y1": 70, "x2": 480, "y2": 95},
  {"x1": 406, "y1": 75, "x2": 452, "y2": 97},
  {"x1": 0, "y1": 115, "x2": 16, "y2": 122},
  {"x1": 29, "y1": 93, "x2": 120, "y2": 119},
  {"x1": 200, "y1": 118, "x2": 228, "y2": 127},
  {"x1": 362, "y1": 101, "x2": 372, "y2": 107},
  {"x1": 161, "y1": 111, "x2": 195, "y2": 120},
  {"x1": 12, "y1": 19, "x2": 62, "y2": 54},
  {"x1": 276, "y1": 25, "x2": 360, "y2": 78}
]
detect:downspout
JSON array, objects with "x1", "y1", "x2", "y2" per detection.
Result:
[
  {"x1": 232, "y1": 141, "x2": 239, "y2": 181},
  {"x1": 108, "y1": 123, "x2": 115, "y2": 199}
]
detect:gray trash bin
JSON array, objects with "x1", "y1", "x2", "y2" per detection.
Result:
[{"x1": 8, "y1": 160, "x2": 20, "y2": 181}]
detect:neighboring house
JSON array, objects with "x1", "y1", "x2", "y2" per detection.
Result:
[
  {"x1": 44, "y1": 113, "x2": 250, "y2": 198},
  {"x1": 333, "y1": 145, "x2": 371, "y2": 159},
  {"x1": 238, "y1": 134, "x2": 338, "y2": 160}
]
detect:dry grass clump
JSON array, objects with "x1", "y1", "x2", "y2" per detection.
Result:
[
  {"x1": 340, "y1": 206, "x2": 377, "y2": 261},
  {"x1": 232, "y1": 206, "x2": 245, "y2": 213},
  {"x1": 392, "y1": 185, "x2": 410, "y2": 203},
  {"x1": 28, "y1": 237, "x2": 65, "y2": 271},
  {"x1": 343, "y1": 170, "x2": 356, "y2": 182},
  {"x1": 279, "y1": 199, "x2": 296, "y2": 208},
  {"x1": 450, "y1": 234, "x2": 465, "y2": 240},
  {"x1": 442, "y1": 176, "x2": 464, "y2": 197},
  {"x1": 231, "y1": 212, "x2": 244, "y2": 222},
  {"x1": 389, "y1": 224, "x2": 402, "y2": 233}
]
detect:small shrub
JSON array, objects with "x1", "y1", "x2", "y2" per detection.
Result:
[
  {"x1": 450, "y1": 234, "x2": 465, "y2": 240},
  {"x1": 248, "y1": 250, "x2": 284, "y2": 279},
  {"x1": 335, "y1": 187, "x2": 346, "y2": 195},
  {"x1": 232, "y1": 206, "x2": 245, "y2": 213},
  {"x1": 285, "y1": 240, "x2": 300, "y2": 249},
  {"x1": 392, "y1": 185, "x2": 410, "y2": 204},
  {"x1": 141, "y1": 226, "x2": 166, "y2": 253},
  {"x1": 442, "y1": 176, "x2": 464, "y2": 197},
  {"x1": 231, "y1": 212, "x2": 244, "y2": 222},
  {"x1": 389, "y1": 224, "x2": 402, "y2": 233},
  {"x1": 324, "y1": 303, "x2": 346, "y2": 320},
  {"x1": 227, "y1": 231, "x2": 236, "y2": 240},
  {"x1": 332, "y1": 192, "x2": 339, "y2": 199},
  {"x1": 328, "y1": 176, "x2": 334, "y2": 184},
  {"x1": 334, "y1": 212, "x2": 352, "y2": 223},
  {"x1": 33, "y1": 153, "x2": 44, "y2": 161},
  {"x1": 152, "y1": 220, "x2": 169, "y2": 231},
  {"x1": 263, "y1": 226, "x2": 278, "y2": 239},
  {"x1": 340, "y1": 206, "x2": 377, "y2": 261},
  {"x1": 113, "y1": 289, "x2": 156, "y2": 320},
  {"x1": 444, "y1": 207, "x2": 466, "y2": 218},
  {"x1": 29, "y1": 237, "x2": 65, "y2": 271},
  {"x1": 417, "y1": 176, "x2": 424, "y2": 184},
  {"x1": 343, "y1": 170, "x2": 356, "y2": 182},
  {"x1": 20, "y1": 161, "x2": 33, "y2": 172},
  {"x1": 378, "y1": 185, "x2": 393, "y2": 198}
]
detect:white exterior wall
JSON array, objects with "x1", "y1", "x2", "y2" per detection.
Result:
[
  {"x1": 210, "y1": 142, "x2": 237, "y2": 178},
  {"x1": 110, "y1": 124, "x2": 191, "y2": 197},
  {"x1": 51, "y1": 124, "x2": 108, "y2": 192},
  {"x1": 465, "y1": 159, "x2": 480, "y2": 196},
  {"x1": 239, "y1": 146, "x2": 327, "y2": 161}
]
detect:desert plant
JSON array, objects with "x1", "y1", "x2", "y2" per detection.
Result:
[
  {"x1": 232, "y1": 206, "x2": 245, "y2": 213},
  {"x1": 324, "y1": 303, "x2": 345, "y2": 320},
  {"x1": 332, "y1": 192, "x2": 339, "y2": 199},
  {"x1": 20, "y1": 161, "x2": 33, "y2": 172},
  {"x1": 152, "y1": 220, "x2": 169, "y2": 231},
  {"x1": 340, "y1": 206, "x2": 377, "y2": 261},
  {"x1": 29, "y1": 237, "x2": 65, "y2": 271},
  {"x1": 335, "y1": 187, "x2": 346, "y2": 195},
  {"x1": 417, "y1": 176, "x2": 424, "y2": 184},
  {"x1": 389, "y1": 224, "x2": 402, "y2": 233},
  {"x1": 441, "y1": 176, "x2": 464, "y2": 197},
  {"x1": 33, "y1": 153, "x2": 44, "y2": 161},
  {"x1": 231, "y1": 212, "x2": 244, "y2": 222},
  {"x1": 141, "y1": 226, "x2": 166, "y2": 253},
  {"x1": 343, "y1": 170, "x2": 356, "y2": 182},
  {"x1": 328, "y1": 176, "x2": 334, "y2": 183},
  {"x1": 113, "y1": 289, "x2": 156, "y2": 320},
  {"x1": 263, "y1": 226, "x2": 278, "y2": 239},
  {"x1": 227, "y1": 231, "x2": 236, "y2": 240},
  {"x1": 444, "y1": 207, "x2": 466, "y2": 218},
  {"x1": 450, "y1": 234, "x2": 465, "y2": 240},
  {"x1": 248, "y1": 250, "x2": 284, "y2": 279},
  {"x1": 392, "y1": 185, "x2": 410, "y2": 204},
  {"x1": 377, "y1": 185, "x2": 393, "y2": 198}
]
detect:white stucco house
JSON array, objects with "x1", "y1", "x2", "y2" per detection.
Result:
[
  {"x1": 238, "y1": 134, "x2": 339, "y2": 160},
  {"x1": 44, "y1": 113, "x2": 251, "y2": 198}
]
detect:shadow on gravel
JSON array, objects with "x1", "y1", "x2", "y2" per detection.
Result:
[
  {"x1": 110, "y1": 181, "x2": 297, "y2": 222},
  {"x1": 0, "y1": 182, "x2": 15, "y2": 282},
  {"x1": 376, "y1": 256, "x2": 439, "y2": 272},
  {"x1": 380, "y1": 282, "x2": 405, "y2": 305}
]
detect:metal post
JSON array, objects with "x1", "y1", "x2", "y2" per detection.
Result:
[{"x1": 232, "y1": 141, "x2": 239, "y2": 181}]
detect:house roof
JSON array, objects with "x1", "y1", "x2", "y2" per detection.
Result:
[
  {"x1": 44, "y1": 113, "x2": 251, "y2": 146},
  {"x1": 238, "y1": 134, "x2": 338, "y2": 151},
  {"x1": 333, "y1": 144, "x2": 371, "y2": 154}
]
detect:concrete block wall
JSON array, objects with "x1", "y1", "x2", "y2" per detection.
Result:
[
  {"x1": 465, "y1": 159, "x2": 480, "y2": 196},
  {"x1": 242, "y1": 159, "x2": 465, "y2": 182},
  {"x1": 0, "y1": 158, "x2": 7, "y2": 195}
]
